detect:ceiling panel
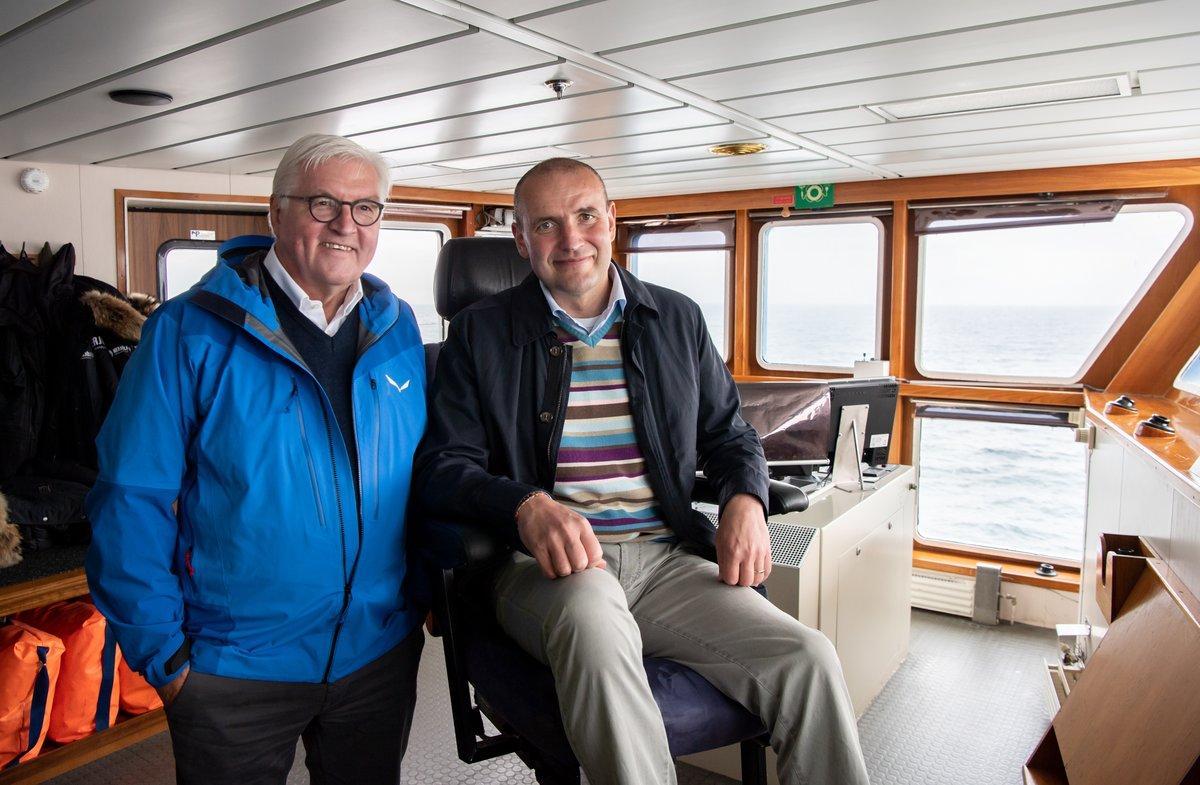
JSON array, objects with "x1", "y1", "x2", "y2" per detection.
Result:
[
  {"x1": 518, "y1": 0, "x2": 832, "y2": 54},
  {"x1": 0, "y1": 0, "x2": 309, "y2": 116},
  {"x1": 880, "y1": 137, "x2": 1200, "y2": 178},
  {"x1": 461, "y1": 0, "x2": 568, "y2": 19},
  {"x1": 452, "y1": 156, "x2": 838, "y2": 193},
  {"x1": 837, "y1": 109, "x2": 1200, "y2": 156},
  {"x1": 607, "y1": 167, "x2": 873, "y2": 200},
  {"x1": 385, "y1": 164, "x2": 453, "y2": 181},
  {"x1": 809, "y1": 89, "x2": 1200, "y2": 147},
  {"x1": 858, "y1": 124, "x2": 1200, "y2": 167},
  {"x1": 0, "y1": 0, "x2": 65, "y2": 38},
  {"x1": 111, "y1": 62, "x2": 622, "y2": 170},
  {"x1": 576, "y1": 138, "x2": 785, "y2": 171},
  {"x1": 770, "y1": 107, "x2": 885, "y2": 135},
  {"x1": 0, "y1": 0, "x2": 466, "y2": 158},
  {"x1": 25, "y1": 32, "x2": 554, "y2": 164},
  {"x1": 353, "y1": 87, "x2": 680, "y2": 155},
  {"x1": 1139, "y1": 63, "x2": 1200, "y2": 93},
  {"x1": 726, "y1": 35, "x2": 1200, "y2": 119},
  {"x1": 187, "y1": 107, "x2": 725, "y2": 175},
  {"x1": 608, "y1": 0, "x2": 1110, "y2": 80},
  {"x1": 562, "y1": 124, "x2": 762, "y2": 158},
  {"x1": 400, "y1": 144, "x2": 816, "y2": 189},
  {"x1": 672, "y1": 0, "x2": 1200, "y2": 101}
]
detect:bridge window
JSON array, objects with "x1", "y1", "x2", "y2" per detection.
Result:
[
  {"x1": 757, "y1": 217, "x2": 885, "y2": 370},
  {"x1": 916, "y1": 203, "x2": 1191, "y2": 382},
  {"x1": 914, "y1": 404, "x2": 1087, "y2": 563},
  {"x1": 1177, "y1": 345, "x2": 1200, "y2": 397},
  {"x1": 625, "y1": 218, "x2": 733, "y2": 359},
  {"x1": 369, "y1": 224, "x2": 447, "y2": 343},
  {"x1": 158, "y1": 241, "x2": 219, "y2": 300}
]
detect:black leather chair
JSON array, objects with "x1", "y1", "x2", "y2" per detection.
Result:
[{"x1": 419, "y1": 237, "x2": 809, "y2": 785}]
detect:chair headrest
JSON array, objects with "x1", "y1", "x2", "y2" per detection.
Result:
[{"x1": 435, "y1": 236, "x2": 532, "y2": 321}]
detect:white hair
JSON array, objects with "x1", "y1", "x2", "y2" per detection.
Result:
[{"x1": 272, "y1": 134, "x2": 391, "y2": 202}]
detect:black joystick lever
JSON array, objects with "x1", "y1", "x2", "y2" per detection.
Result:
[{"x1": 1135, "y1": 413, "x2": 1176, "y2": 437}]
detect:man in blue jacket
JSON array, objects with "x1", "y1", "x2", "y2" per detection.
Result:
[{"x1": 86, "y1": 134, "x2": 428, "y2": 784}]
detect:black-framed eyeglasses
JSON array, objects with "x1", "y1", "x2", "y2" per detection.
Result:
[{"x1": 278, "y1": 194, "x2": 385, "y2": 226}]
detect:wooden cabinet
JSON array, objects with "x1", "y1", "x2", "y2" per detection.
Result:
[{"x1": 1082, "y1": 417, "x2": 1200, "y2": 645}]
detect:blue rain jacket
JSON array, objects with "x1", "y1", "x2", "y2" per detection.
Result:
[{"x1": 85, "y1": 249, "x2": 427, "y2": 687}]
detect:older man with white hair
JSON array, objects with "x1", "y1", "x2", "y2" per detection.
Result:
[{"x1": 86, "y1": 134, "x2": 428, "y2": 784}]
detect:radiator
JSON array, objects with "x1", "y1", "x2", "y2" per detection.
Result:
[{"x1": 911, "y1": 568, "x2": 975, "y2": 617}]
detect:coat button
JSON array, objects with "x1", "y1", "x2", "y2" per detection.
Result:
[
  {"x1": 539, "y1": 411, "x2": 553, "y2": 423},
  {"x1": 549, "y1": 345, "x2": 563, "y2": 357}
]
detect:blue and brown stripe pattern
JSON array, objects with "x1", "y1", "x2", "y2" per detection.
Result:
[{"x1": 552, "y1": 313, "x2": 669, "y2": 543}]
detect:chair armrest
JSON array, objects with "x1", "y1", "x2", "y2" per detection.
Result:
[
  {"x1": 418, "y1": 517, "x2": 511, "y2": 571},
  {"x1": 766, "y1": 479, "x2": 809, "y2": 515},
  {"x1": 691, "y1": 477, "x2": 809, "y2": 516}
]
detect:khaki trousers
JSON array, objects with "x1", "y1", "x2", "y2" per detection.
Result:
[{"x1": 493, "y1": 540, "x2": 870, "y2": 785}]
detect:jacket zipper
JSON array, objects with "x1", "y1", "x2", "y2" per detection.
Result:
[
  {"x1": 547, "y1": 345, "x2": 570, "y2": 479},
  {"x1": 322, "y1": 334, "x2": 386, "y2": 684},
  {"x1": 321, "y1": 401, "x2": 350, "y2": 684},
  {"x1": 620, "y1": 318, "x2": 680, "y2": 522},
  {"x1": 371, "y1": 377, "x2": 380, "y2": 519},
  {"x1": 290, "y1": 380, "x2": 328, "y2": 529}
]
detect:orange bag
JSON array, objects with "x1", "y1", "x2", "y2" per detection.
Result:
[
  {"x1": 0, "y1": 620, "x2": 64, "y2": 768},
  {"x1": 16, "y1": 601, "x2": 119, "y2": 743},
  {"x1": 116, "y1": 651, "x2": 162, "y2": 714}
]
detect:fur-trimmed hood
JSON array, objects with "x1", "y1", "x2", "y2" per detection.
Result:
[
  {"x1": 0, "y1": 492, "x2": 20, "y2": 569},
  {"x1": 81, "y1": 290, "x2": 146, "y2": 343}
]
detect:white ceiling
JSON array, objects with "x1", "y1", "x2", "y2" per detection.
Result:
[{"x1": 1, "y1": 0, "x2": 1197, "y2": 198}]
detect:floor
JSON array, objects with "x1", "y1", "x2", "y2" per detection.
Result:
[{"x1": 48, "y1": 610, "x2": 1057, "y2": 785}]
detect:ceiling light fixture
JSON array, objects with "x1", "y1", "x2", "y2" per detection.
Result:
[
  {"x1": 866, "y1": 74, "x2": 1136, "y2": 121},
  {"x1": 108, "y1": 89, "x2": 174, "y2": 106},
  {"x1": 709, "y1": 142, "x2": 767, "y2": 156}
]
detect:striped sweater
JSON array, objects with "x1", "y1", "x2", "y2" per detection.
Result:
[{"x1": 552, "y1": 314, "x2": 669, "y2": 542}]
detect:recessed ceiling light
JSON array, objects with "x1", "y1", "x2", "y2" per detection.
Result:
[
  {"x1": 108, "y1": 89, "x2": 173, "y2": 106},
  {"x1": 709, "y1": 142, "x2": 767, "y2": 156},
  {"x1": 867, "y1": 74, "x2": 1136, "y2": 121}
]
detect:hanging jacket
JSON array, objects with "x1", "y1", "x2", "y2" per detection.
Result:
[{"x1": 85, "y1": 249, "x2": 428, "y2": 687}]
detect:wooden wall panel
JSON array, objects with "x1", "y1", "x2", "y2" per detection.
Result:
[
  {"x1": 1080, "y1": 184, "x2": 1200, "y2": 389},
  {"x1": 126, "y1": 209, "x2": 269, "y2": 296},
  {"x1": 1108, "y1": 247, "x2": 1200, "y2": 395}
]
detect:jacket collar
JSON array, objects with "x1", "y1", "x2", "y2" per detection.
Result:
[
  {"x1": 509, "y1": 264, "x2": 658, "y2": 346},
  {"x1": 190, "y1": 248, "x2": 398, "y2": 362}
]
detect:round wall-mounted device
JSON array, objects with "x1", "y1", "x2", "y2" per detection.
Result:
[{"x1": 19, "y1": 167, "x2": 49, "y2": 194}]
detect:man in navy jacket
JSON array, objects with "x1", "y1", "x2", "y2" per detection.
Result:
[
  {"x1": 415, "y1": 158, "x2": 868, "y2": 785},
  {"x1": 86, "y1": 134, "x2": 427, "y2": 784}
]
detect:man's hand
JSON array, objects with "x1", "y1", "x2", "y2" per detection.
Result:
[
  {"x1": 156, "y1": 664, "x2": 189, "y2": 707},
  {"x1": 716, "y1": 493, "x2": 771, "y2": 587},
  {"x1": 517, "y1": 493, "x2": 606, "y2": 579}
]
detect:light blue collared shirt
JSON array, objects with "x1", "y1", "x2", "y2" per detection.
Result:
[{"x1": 539, "y1": 263, "x2": 626, "y2": 346}]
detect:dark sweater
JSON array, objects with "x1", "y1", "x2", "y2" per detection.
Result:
[{"x1": 263, "y1": 270, "x2": 360, "y2": 488}]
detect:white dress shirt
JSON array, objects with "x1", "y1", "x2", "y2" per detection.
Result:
[{"x1": 263, "y1": 247, "x2": 363, "y2": 337}]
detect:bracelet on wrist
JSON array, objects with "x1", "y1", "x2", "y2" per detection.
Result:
[{"x1": 514, "y1": 490, "x2": 547, "y2": 521}]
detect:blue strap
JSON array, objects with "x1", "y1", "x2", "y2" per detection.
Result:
[
  {"x1": 4, "y1": 646, "x2": 51, "y2": 769},
  {"x1": 94, "y1": 626, "x2": 117, "y2": 731}
]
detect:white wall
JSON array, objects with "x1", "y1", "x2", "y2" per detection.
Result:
[{"x1": 0, "y1": 158, "x2": 272, "y2": 286}]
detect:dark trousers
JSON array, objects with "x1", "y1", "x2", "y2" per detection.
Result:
[{"x1": 165, "y1": 627, "x2": 424, "y2": 785}]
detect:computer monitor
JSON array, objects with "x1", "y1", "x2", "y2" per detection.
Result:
[
  {"x1": 735, "y1": 381, "x2": 831, "y2": 471},
  {"x1": 825, "y1": 378, "x2": 899, "y2": 467}
]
